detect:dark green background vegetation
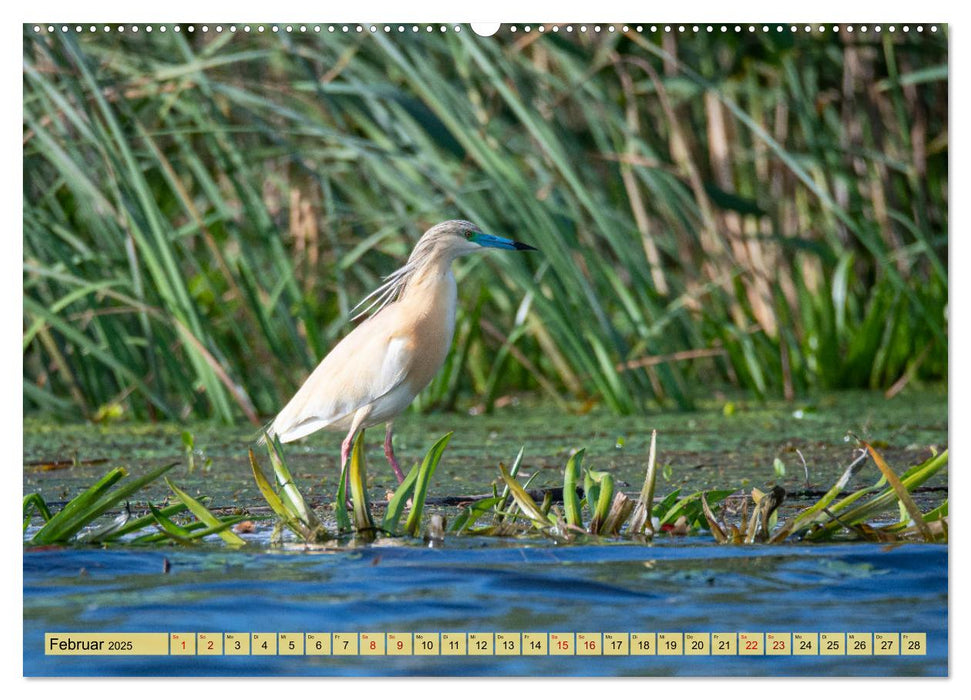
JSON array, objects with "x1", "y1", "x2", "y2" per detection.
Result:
[{"x1": 23, "y1": 24, "x2": 948, "y2": 424}]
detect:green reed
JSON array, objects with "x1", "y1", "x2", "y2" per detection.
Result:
[{"x1": 24, "y1": 26, "x2": 947, "y2": 422}]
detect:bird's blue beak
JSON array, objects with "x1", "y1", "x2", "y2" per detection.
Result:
[{"x1": 473, "y1": 232, "x2": 538, "y2": 252}]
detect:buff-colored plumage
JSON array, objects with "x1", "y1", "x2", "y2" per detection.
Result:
[{"x1": 265, "y1": 220, "x2": 536, "y2": 482}]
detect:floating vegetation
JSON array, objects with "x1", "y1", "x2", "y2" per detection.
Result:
[
  {"x1": 24, "y1": 431, "x2": 947, "y2": 548},
  {"x1": 460, "y1": 430, "x2": 736, "y2": 542},
  {"x1": 246, "y1": 429, "x2": 947, "y2": 546},
  {"x1": 248, "y1": 436, "x2": 328, "y2": 543},
  {"x1": 23, "y1": 461, "x2": 249, "y2": 546}
]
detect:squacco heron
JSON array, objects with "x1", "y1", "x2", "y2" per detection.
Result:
[{"x1": 265, "y1": 220, "x2": 537, "y2": 483}]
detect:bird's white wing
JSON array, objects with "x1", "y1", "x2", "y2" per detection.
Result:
[{"x1": 267, "y1": 310, "x2": 415, "y2": 442}]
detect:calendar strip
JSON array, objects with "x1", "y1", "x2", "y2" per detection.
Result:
[{"x1": 44, "y1": 632, "x2": 927, "y2": 657}]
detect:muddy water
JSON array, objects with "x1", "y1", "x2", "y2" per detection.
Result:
[{"x1": 24, "y1": 389, "x2": 947, "y2": 515}]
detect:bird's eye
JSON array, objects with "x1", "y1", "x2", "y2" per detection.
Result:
[{"x1": 464, "y1": 230, "x2": 474, "y2": 240}]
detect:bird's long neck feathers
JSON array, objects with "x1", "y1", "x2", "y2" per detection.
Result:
[
  {"x1": 349, "y1": 262, "x2": 413, "y2": 321},
  {"x1": 349, "y1": 239, "x2": 449, "y2": 322}
]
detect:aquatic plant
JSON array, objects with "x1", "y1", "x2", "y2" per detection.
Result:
[
  {"x1": 773, "y1": 444, "x2": 948, "y2": 544},
  {"x1": 449, "y1": 432, "x2": 948, "y2": 544},
  {"x1": 23, "y1": 429, "x2": 946, "y2": 548},
  {"x1": 249, "y1": 436, "x2": 329, "y2": 543},
  {"x1": 453, "y1": 430, "x2": 736, "y2": 541},
  {"x1": 23, "y1": 462, "x2": 248, "y2": 545}
]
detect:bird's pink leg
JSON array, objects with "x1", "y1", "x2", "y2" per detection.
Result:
[{"x1": 384, "y1": 422, "x2": 405, "y2": 484}]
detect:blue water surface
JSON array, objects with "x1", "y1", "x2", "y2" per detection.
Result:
[{"x1": 23, "y1": 539, "x2": 947, "y2": 677}]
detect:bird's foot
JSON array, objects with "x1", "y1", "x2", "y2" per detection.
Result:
[{"x1": 384, "y1": 436, "x2": 405, "y2": 484}]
